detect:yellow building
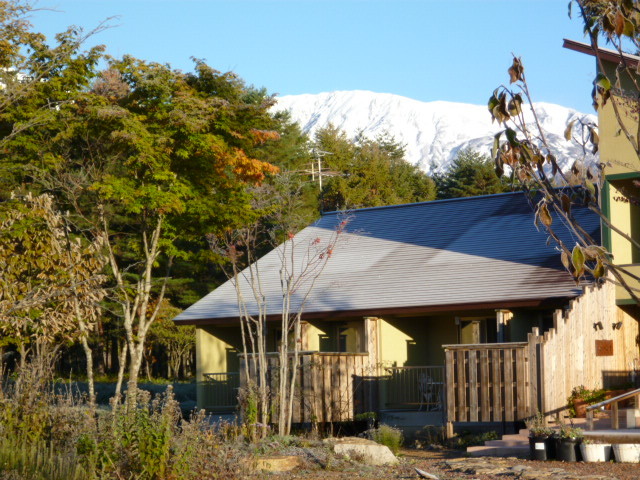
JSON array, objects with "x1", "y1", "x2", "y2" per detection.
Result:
[{"x1": 565, "y1": 39, "x2": 640, "y2": 306}]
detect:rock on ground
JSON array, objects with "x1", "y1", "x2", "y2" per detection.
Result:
[{"x1": 328, "y1": 437, "x2": 398, "y2": 466}]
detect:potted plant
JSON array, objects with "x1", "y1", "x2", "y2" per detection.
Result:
[
  {"x1": 567, "y1": 386, "x2": 606, "y2": 418},
  {"x1": 556, "y1": 424, "x2": 583, "y2": 462},
  {"x1": 526, "y1": 412, "x2": 555, "y2": 461},
  {"x1": 612, "y1": 444, "x2": 640, "y2": 463},
  {"x1": 580, "y1": 439, "x2": 611, "y2": 462}
]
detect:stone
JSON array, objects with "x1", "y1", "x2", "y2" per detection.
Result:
[
  {"x1": 255, "y1": 455, "x2": 302, "y2": 472},
  {"x1": 330, "y1": 437, "x2": 398, "y2": 466},
  {"x1": 442, "y1": 457, "x2": 618, "y2": 480}
]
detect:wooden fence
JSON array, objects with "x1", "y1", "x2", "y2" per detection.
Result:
[
  {"x1": 539, "y1": 279, "x2": 640, "y2": 415},
  {"x1": 444, "y1": 333, "x2": 540, "y2": 423},
  {"x1": 444, "y1": 280, "x2": 640, "y2": 425},
  {"x1": 240, "y1": 352, "x2": 377, "y2": 424}
]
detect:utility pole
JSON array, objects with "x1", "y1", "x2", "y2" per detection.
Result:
[{"x1": 311, "y1": 148, "x2": 334, "y2": 192}]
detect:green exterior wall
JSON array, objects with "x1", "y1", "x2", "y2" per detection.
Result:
[{"x1": 599, "y1": 57, "x2": 640, "y2": 303}]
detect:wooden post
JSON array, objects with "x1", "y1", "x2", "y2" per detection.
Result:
[
  {"x1": 612, "y1": 402, "x2": 619, "y2": 429},
  {"x1": 496, "y1": 309, "x2": 513, "y2": 342},
  {"x1": 468, "y1": 350, "x2": 478, "y2": 422},
  {"x1": 445, "y1": 348, "x2": 455, "y2": 423},
  {"x1": 446, "y1": 421, "x2": 454, "y2": 439},
  {"x1": 527, "y1": 330, "x2": 539, "y2": 417},
  {"x1": 363, "y1": 317, "x2": 379, "y2": 370}
]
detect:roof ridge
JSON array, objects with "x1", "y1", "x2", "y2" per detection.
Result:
[{"x1": 321, "y1": 190, "x2": 525, "y2": 216}]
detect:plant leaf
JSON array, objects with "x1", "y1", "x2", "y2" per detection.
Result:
[
  {"x1": 538, "y1": 203, "x2": 552, "y2": 227},
  {"x1": 508, "y1": 57, "x2": 524, "y2": 83},
  {"x1": 561, "y1": 250, "x2": 571, "y2": 270},
  {"x1": 571, "y1": 245, "x2": 585, "y2": 276},
  {"x1": 592, "y1": 258, "x2": 605, "y2": 279},
  {"x1": 492, "y1": 131, "x2": 502, "y2": 160},
  {"x1": 561, "y1": 194, "x2": 571, "y2": 215},
  {"x1": 564, "y1": 119, "x2": 576, "y2": 141}
]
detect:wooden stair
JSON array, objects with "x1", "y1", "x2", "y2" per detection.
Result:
[{"x1": 467, "y1": 414, "x2": 640, "y2": 457}]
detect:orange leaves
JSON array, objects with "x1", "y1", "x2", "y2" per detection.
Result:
[
  {"x1": 229, "y1": 147, "x2": 279, "y2": 183},
  {"x1": 250, "y1": 128, "x2": 281, "y2": 145}
]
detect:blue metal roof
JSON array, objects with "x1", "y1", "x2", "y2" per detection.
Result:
[{"x1": 174, "y1": 191, "x2": 601, "y2": 323}]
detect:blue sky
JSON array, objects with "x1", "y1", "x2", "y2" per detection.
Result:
[{"x1": 32, "y1": 1, "x2": 596, "y2": 112}]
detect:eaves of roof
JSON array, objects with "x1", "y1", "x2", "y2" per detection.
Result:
[
  {"x1": 174, "y1": 295, "x2": 578, "y2": 326},
  {"x1": 563, "y1": 38, "x2": 639, "y2": 68}
]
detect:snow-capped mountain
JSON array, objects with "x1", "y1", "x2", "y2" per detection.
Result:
[{"x1": 274, "y1": 90, "x2": 597, "y2": 173}]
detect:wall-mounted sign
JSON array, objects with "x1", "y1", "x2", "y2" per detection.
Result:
[{"x1": 595, "y1": 339, "x2": 613, "y2": 357}]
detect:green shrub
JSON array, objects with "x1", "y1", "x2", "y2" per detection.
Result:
[
  {"x1": 366, "y1": 424, "x2": 403, "y2": 454},
  {"x1": 414, "y1": 425, "x2": 447, "y2": 447}
]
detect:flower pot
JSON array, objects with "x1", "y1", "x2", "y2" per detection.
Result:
[
  {"x1": 556, "y1": 437, "x2": 581, "y2": 462},
  {"x1": 612, "y1": 444, "x2": 640, "y2": 463},
  {"x1": 572, "y1": 399, "x2": 588, "y2": 418},
  {"x1": 529, "y1": 435, "x2": 556, "y2": 461},
  {"x1": 580, "y1": 443, "x2": 611, "y2": 462}
]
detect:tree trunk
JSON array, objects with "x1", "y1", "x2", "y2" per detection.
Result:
[
  {"x1": 80, "y1": 334, "x2": 96, "y2": 405},
  {"x1": 114, "y1": 341, "x2": 128, "y2": 401},
  {"x1": 286, "y1": 317, "x2": 302, "y2": 434},
  {"x1": 127, "y1": 340, "x2": 145, "y2": 397},
  {"x1": 18, "y1": 343, "x2": 27, "y2": 370}
]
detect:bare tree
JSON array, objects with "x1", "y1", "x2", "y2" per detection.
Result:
[
  {"x1": 210, "y1": 179, "x2": 351, "y2": 436},
  {"x1": 489, "y1": 4, "x2": 640, "y2": 305}
]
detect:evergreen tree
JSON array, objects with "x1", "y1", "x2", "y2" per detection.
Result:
[
  {"x1": 434, "y1": 148, "x2": 511, "y2": 199},
  {"x1": 314, "y1": 125, "x2": 436, "y2": 211}
]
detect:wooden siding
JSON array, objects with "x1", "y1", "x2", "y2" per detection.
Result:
[
  {"x1": 240, "y1": 352, "x2": 377, "y2": 424},
  {"x1": 539, "y1": 279, "x2": 640, "y2": 415},
  {"x1": 444, "y1": 333, "x2": 540, "y2": 423},
  {"x1": 445, "y1": 279, "x2": 639, "y2": 424}
]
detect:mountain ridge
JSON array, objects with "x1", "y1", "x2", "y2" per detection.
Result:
[{"x1": 273, "y1": 90, "x2": 597, "y2": 173}]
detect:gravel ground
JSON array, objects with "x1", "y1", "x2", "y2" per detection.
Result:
[{"x1": 259, "y1": 447, "x2": 640, "y2": 480}]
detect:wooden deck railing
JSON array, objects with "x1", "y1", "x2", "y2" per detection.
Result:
[
  {"x1": 200, "y1": 372, "x2": 240, "y2": 410},
  {"x1": 586, "y1": 387, "x2": 640, "y2": 430},
  {"x1": 383, "y1": 366, "x2": 445, "y2": 411},
  {"x1": 444, "y1": 333, "x2": 540, "y2": 423}
]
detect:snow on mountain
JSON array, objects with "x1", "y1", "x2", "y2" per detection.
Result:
[{"x1": 273, "y1": 90, "x2": 597, "y2": 173}]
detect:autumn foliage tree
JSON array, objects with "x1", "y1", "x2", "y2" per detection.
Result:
[
  {"x1": 3, "y1": 55, "x2": 281, "y2": 395},
  {"x1": 0, "y1": 193, "x2": 106, "y2": 401}
]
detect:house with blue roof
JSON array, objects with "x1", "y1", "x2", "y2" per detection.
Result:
[{"x1": 174, "y1": 190, "x2": 640, "y2": 431}]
